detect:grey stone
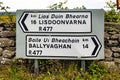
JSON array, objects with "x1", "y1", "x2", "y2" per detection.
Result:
[
  {"x1": 105, "y1": 49, "x2": 113, "y2": 58},
  {"x1": 111, "y1": 34, "x2": 120, "y2": 40},
  {"x1": 0, "y1": 57, "x2": 12, "y2": 64},
  {"x1": 104, "y1": 32, "x2": 110, "y2": 40},
  {"x1": 114, "y1": 58, "x2": 120, "y2": 63},
  {"x1": 5, "y1": 47, "x2": 16, "y2": 51},
  {"x1": 105, "y1": 57, "x2": 113, "y2": 61},
  {"x1": 0, "y1": 38, "x2": 14, "y2": 47},
  {"x1": 6, "y1": 28, "x2": 12, "y2": 31},
  {"x1": 0, "y1": 27, "x2": 4, "y2": 31},
  {"x1": 113, "y1": 53, "x2": 120, "y2": 58},
  {"x1": 98, "y1": 61, "x2": 118, "y2": 72},
  {"x1": 2, "y1": 50, "x2": 15, "y2": 59},
  {"x1": 114, "y1": 58, "x2": 120, "y2": 69},
  {"x1": 111, "y1": 47, "x2": 120, "y2": 52},
  {"x1": 105, "y1": 23, "x2": 120, "y2": 30},
  {"x1": 9, "y1": 22, "x2": 16, "y2": 28},
  {"x1": 4, "y1": 23, "x2": 10, "y2": 28},
  {"x1": 0, "y1": 22, "x2": 15, "y2": 28},
  {"x1": 0, "y1": 31, "x2": 16, "y2": 37},
  {"x1": 108, "y1": 40, "x2": 119, "y2": 46}
]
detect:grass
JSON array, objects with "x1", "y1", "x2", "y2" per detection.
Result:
[{"x1": 0, "y1": 60, "x2": 120, "y2": 80}]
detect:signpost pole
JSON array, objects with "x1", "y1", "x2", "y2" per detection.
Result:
[
  {"x1": 81, "y1": 60, "x2": 85, "y2": 75},
  {"x1": 34, "y1": 59, "x2": 39, "y2": 74}
]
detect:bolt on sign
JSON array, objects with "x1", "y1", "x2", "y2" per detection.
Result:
[
  {"x1": 117, "y1": 0, "x2": 120, "y2": 9},
  {"x1": 16, "y1": 9, "x2": 104, "y2": 60}
]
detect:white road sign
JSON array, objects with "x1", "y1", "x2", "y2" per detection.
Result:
[
  {"x1": 26, "y1": 35, "x2": 101, "y2": 59},
  {"x1": 16, "y1": 9, "x2": 104, "y2": 60},
  {"x1": 18, "y1": 11, "x2": 92, "y2": 33}
]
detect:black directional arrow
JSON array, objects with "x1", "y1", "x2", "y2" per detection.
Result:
[
  {"x1": 81, "y1": 36, "x2": 101, "y2": 58},
  {"x1": 91, "y1": 37, "x2": 99, "y2": 56},
  {"x1": 19, "y1": 13, "x2": 29, "y2": 32},
  {"x1": 21, "y1": 13, "x2": 28, "y2": 31}
]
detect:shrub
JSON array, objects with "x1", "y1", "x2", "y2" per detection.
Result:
[{"x1": 104, "y1": 0, "x2": 120, "y2": 23}]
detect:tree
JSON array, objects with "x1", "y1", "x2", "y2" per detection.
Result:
[
  {"x1": 0, "y1": 2, "x2": 10, "y2": 13},
  {"x1": 104, "y1": 0, "x2": 120, "y2": 23},
  {"x1": 48, "y1": 0, "x2": 68, "y2": 10},
  {"x1": 48, "y1": 0, "x2": 86, "y2": 10},
  {"x1": 105, "y1": 0, "x2": 116, "y2": 9}
]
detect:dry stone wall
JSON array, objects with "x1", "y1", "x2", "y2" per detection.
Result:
[
  {"x1": 0, "y1": 22, "x2": 16, "y2": 64},
  {"x1": 0, "y1": 22, "x2": 120, "y2": 69},
  {"x1": 104, "y1": 23, "x2": 120, "y2": 70},
  {"x1": 104, "y1": 25, "x2": 120, "y2": 60}
]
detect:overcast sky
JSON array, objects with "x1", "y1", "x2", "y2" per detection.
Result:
[{"x1": 1, "y1": 0, "x2": 116, "y2": 11}]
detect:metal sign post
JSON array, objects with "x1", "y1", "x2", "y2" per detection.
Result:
[
  {"x1": 34, "y1": 59, "x2": 39, "y2": 74},
  {"x1": 81, "y1": 60, "x2": 85, "y2": 75}
]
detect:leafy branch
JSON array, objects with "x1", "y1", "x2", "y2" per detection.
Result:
[{"x1": 48, "y1": 0, "x2": 68, "y2": 10}]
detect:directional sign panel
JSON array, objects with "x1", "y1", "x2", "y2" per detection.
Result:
[
  {"x1": 26, "y1": 35, "x2": 101, "y2": 59},
  {"x1": 18, "y1": 11, "x2": 92, "y2": 33},
  {"x1": 16, "y1": 9, "x2": 104, "y2": 60}
]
